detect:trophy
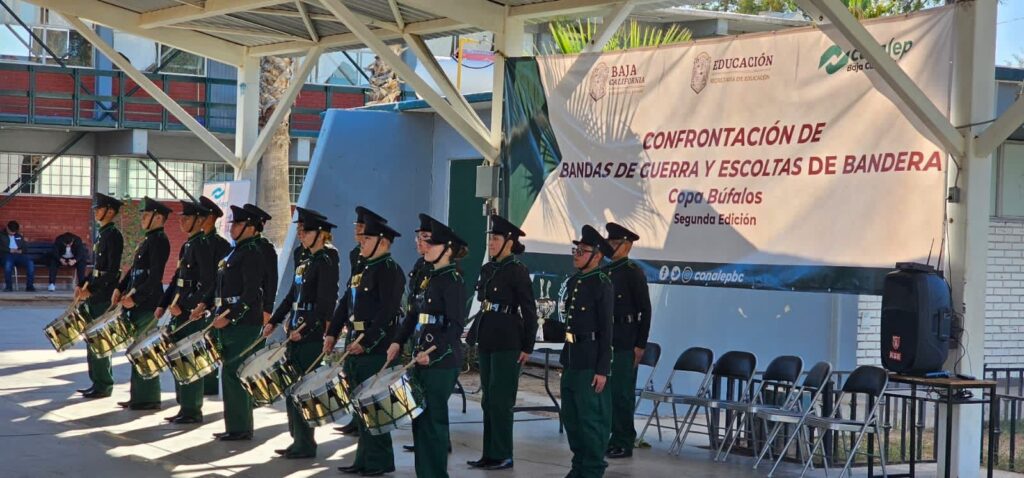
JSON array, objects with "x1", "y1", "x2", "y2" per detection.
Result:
[{"x1": 535, "y1": 278, "x2": 556, "y2": 342}]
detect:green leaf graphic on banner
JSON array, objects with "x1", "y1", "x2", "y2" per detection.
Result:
[{"x1": 819, "y1": 45, "x2": 849, "y2": 75}]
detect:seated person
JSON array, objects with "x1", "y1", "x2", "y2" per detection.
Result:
[
  {"x1": 1, "y1": 221, "x2": 35, "y2": 292},
  {"x1": 48, "y1": 232, "x2": 87, "y2": 291}
]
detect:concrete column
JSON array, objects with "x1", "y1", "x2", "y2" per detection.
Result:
[
  {"x1": 233, "y1": 55, "x2": 260, "y2": 202},
  {"x1": 942, "y1": 2, "x2": 997, "y2": 476}
]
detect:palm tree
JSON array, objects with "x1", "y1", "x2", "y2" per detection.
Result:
[
  {"x1": 546, "y1": 19, "x2": 691, "y2": 55},
  {"x1": 256, "y1": 55, "x2": 294, "y2": 246}
]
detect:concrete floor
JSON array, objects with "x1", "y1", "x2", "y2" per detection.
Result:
[{"x1": 2, "y1": 303, "x2": 1013, "y2": 477}]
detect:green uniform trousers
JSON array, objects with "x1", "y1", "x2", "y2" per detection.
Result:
[
  {"x1": 608, "y1": 349, "x2": 637, "y2": 450},
  {"x1": 479, "y1": 350, "x2": 521, "y2": 461},
  {"x1": 345, "y1": 353, "x2": 394, "y2": 473},
  {"x1": 411, "y1": 366, "x2": 458, "y2": 478},
  {"x1": 285, "y1": 340, "x2": 323, "y2": 455},
  {"x1": 219, "y1": 324, "x2": 260, "y2": 433},
  {"x1": 127, "y1": 308, "x2": 161, "y2": 405},
  {"x1": 170, "y1": 313, "x2": 206, "y2": 419},
  {"x1": 561, "y1": 368, "x2": 611, "y2": 478},
  {"x1": 84, "y1": 299, "x2": 114, "y2": 394},
  {"x1": 204, "y1": 368, "x2": 219, "y2": 395}
]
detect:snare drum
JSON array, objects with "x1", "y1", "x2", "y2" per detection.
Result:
[
  {"x1": 164, "y1": 331, "x2": 221, "y2": 385},
  {"x1": 43, "y1": 306, "x2": 89, "y2": 352},
  {"x1": 126, "y1": 327, "x2": 173, "y2": 379},
  {"x1": 83, "y1": 308, "x2": 134, "y2": 358},
  {"x1": 288, "y1": 363, "x2": 352, "y2": 428},
  {"x1": 238, "y1": 343, "x2": 300, "y2": 407},
  {"x1": 350, "y1": 366, "x2": 424, "y2": 435}
]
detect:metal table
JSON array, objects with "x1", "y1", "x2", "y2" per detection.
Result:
[{"x1": 513, "y1": 342, "x2": 564, "y2": 433}]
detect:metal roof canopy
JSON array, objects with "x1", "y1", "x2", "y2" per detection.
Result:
[{"x1": 18, "y1": 0, "x2": 1022, "y2": 474}]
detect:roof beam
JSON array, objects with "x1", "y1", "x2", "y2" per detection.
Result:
[
  {"x1": 166, "y1": 23, "x2": 310, "y2": 41},
  {"x1": 395, "y1": 0, "x2": 502, "y2": 33},
  {"x1": 975, "y1": 94, "x2": 1024, "y2": 157},
  {"x1": 64, "y1": 15, "x2": 239, "y2": 168},
  {"x1": 28, "y1": 0, "x2": 245, "y2": 66},
  {"x1": 794, "y1": 0, "x2": 964, "y2": 158},
  {"x1": 251, "y1": 4, "x2": 401, "y2": 32},
  {"x1": 243, "y1": 46, "x2": 323, "y2": 169},
  {"x1": 246, "y1": 16, "x2": 464, "y2": 56},
  {"x1": 139, "y1": 0, "x2": 290, "y2": 29},
  {"x1": 583, "y1": 1, "x2": 634, "y2": 53},
  {"x1": 320, "y1": 0, "x2": 498, "y2": 160},
  {"x1": 509, "y1": 0, "x2": 671, "y2": 19},
  {"x1": 404, "y1": 33, "x2": 490, "y2": 139},
  {"x1": 294, "y1": 0, "x2": 319, "y2": 42}
]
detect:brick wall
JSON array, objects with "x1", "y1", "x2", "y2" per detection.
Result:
[
  {"x1": 1, "y1": 195, "x2": 187, "y2": 285},
  {"x1": 856, "y1": 219, "x2": 1024, "y2": 368}
]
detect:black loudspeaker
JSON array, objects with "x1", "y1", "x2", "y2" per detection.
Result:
[{"x1": 880, "y1": 262, "x2": 952, "y2": 375}]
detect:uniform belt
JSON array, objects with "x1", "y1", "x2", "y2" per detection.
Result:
[
  {"x1": 565, "y1": 331, "x2": 597, "y2": 343},
  {"x1": 130, "y1": 269, "x2": 145, "y2": 278},
  {"x1": 292, "y1": 303, "x2": 315, "y2": 312},
  {"x1": 350, "y1": 321, "x2": 366, "y2": 331},
  {"x1": 176, "y1": 278, "x2": 197, "y2": 288},
  {"x1": 214, "y1": 296, "x2": 241, "y2": 307},
  {"x1": 417, "y1": 313, "x2": 445, "y2": 325},
  {"x1": 481, "y1": 301, "x2": 517, "y2": 314},
  {"x1": 615, "y1": 314, "x2": 637, "y2": 324},
  {"x1": 92, "y1": 270, "x2": 112, "y2": 277}
]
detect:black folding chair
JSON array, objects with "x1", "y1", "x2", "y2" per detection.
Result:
[
  {"x1": 676, "y1": 351, "x2": 756, "y2": 456},
  {"x1": 800, "y1": 365, "x2": 889, "y2": 478},
  {"x1": 754, "y1": 360, "x2": 833, "y2": 477},
  {"x1": 636, "y1": 347, "x2": 714, "y2": 446},
  {"x1": 715, "y1": 354, "x2": 803, "y2": 462}
]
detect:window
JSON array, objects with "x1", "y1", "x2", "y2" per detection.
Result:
[
  {"x1": 108, "y1": 158, "x2": 231, "y2": 200},
  {"x1": 994, "y1": 142, "x2": 1024, "y2": 218},
  {"x1": 157, "y1": 44, "x2": 206, "y2": 76},
  {"x1": 0, "y1": 153, "x2": 91, "y2": 196},
  {"x1": 289, "y1": 165, "x2": 307, "y2": 203}
]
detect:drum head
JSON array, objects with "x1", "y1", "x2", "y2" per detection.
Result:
[
  {"x1": 291, "y1": 363, "x2": 344, "y2": 397},
  {"x1": 239, "y1": 343, "x2": 288, "y2": 377},
  {"x1": 84, "y1": 309, "x2": 122, "y2": 335},
  {"x1": 128, "y1": 329, "x2": 166, "y2": 353},
  {"x1": 168, "y1": 331, "x2": 207, "y2": 355},
  {"x1": 355, "y1": 367, "x2": 405, "y2": 401}
]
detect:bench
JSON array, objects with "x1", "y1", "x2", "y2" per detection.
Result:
[{"x1": 4, "y1": 241, "x2": 91, "y2": 291}]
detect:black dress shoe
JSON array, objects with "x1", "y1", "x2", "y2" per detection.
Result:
[
  {"x1": 483, "y1": 459, "x2": 514, "y2": 470},
  {"x1": 217, "y1": 432, "x2": 253, "y2": 441},
  {"x1": 335, "y1": 421, "x2": 359, "y2": 434},
  {"x1": 82, "y1": 390, "x2": 111, "y2": 399},
  {"x1": 128, "y1": 402, "x2": 161, "y2": 411},
  {"x1": 164, "y1": 413, "x2": 182, "y2": 422},
  {"x1": 402, "y1": 445, "x2": 415, "y2": 452},
  {"x1": 172, "y1": 416, "x2": 202, "y2": 424},
  {"x1": 77, "y1": 386, "x2": 94, "y2": 394},
  {"x1": 358, "y1": 467, "x2": 394, "y2": 477},
  {"x1": 467, "y1": 457, "x2": 498, "y2": 468},
  {"x1": 606, "y1": 447, "x2": 632, "y2": 459},
  {"x1": 284, "y1": 451, "x2": 316, "y2": 459},
  {"x1": 337, "y1": 464, "x2": 362, "y2": 474},
  {"x1": 117, "y1": 401, "x2": 131, "y2": 408},
  {"x1": 275, "y1": 449, "x2": 290, "y2": 456},
  {"x1": 212, "y1": 432, "x2": 229, "y2": 439}
]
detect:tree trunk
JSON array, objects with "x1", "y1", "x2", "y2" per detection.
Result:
[
  {"x1": 257, "y1": 55, "x2": 294, "y2": 246},
  {"x1": 366, "y1": 45, "x2": 403, "y2": 105}
]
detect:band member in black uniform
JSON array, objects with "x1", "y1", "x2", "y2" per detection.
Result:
[
  {"x1": 292, "y1": 206, "x2": 339, "y2": 266},
  {"x1": 75, "y1": 193, "x2": 124, "y2": 399},
  {"x1": 334, "y1": 205, "x2": 388, "y2": 436},
  {"x1": 603, "y1": 222, "x2": 652, "y2": 459},
  {"x1": 467, "y1": 214, "x2": 538, "y2": 470},
  {"x1": 265, "y1": 215, "x2": 340, "y2": 459},
  {"x1": 399, "y1": 213, "x2": 439, "y2": 453},
  {"x1": 206, "y1": 205, "x2": 266, "y2": 441},
  {"x1": 157, "y1": 200, "x2": 214, "y2": 424},
  {"x1": 113, "y1": 197, "x2": 172, "y2": 410},
  {"x1": 242, "y1": 203, "x2": 277, "y2": 325},
  {"x1": 387, "y1": 218, "x2": 466, "y2": 478},
  {"x1": 197, "y1": 196, "x2": 229, "y2": 396},
  {"x1": 561, "y1": 225, "x2": 614, "y2": 477},
  {"x1": 325, "y1": 212, "x2": 405, "y2": 476}
]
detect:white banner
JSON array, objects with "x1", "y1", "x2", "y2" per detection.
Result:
[
  {"x1": 517, "y1": 7, "x2": 954, "y2": 292},
  {"x1": 202, "y1": 180, "x2": 250, "y2": 242}
]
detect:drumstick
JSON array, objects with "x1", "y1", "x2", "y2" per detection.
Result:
[
  {"x1": 201, "y1": 309, "x2": 231, "y2": 334},
  {"x1": 304, "y1": 333, "x2": 364, "y2": 375},
  {"x1": 157, "y1": 293, "x2": 181, "y2": 328},
  {"x1": 369, "y1": 345, "x2": 437, "y2": 390},
  {"x1": 70, "y1": 280, "x2": 90, "y2": 308}
]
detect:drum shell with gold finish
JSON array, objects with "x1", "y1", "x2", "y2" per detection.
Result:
[
  {"x1": 83, "y1": 308, "x2": 135, "y2": 358},
  {"x1": 350, "y1": 366, "x2": 424, "y2": 436},
  {"x1": 288, "y1": 363, "x2": 352, "y2": 428},
  {"x1": 238, "y1": 343, "x2": 300, "y2": 407},
  {"x1": 126, "y1": 327, "x2": 173, "y2": 379},
  {"x1": 164, "y1": 331, "x2": 221, "y2": 385},
  {"x1": 43, "y1": 307, "x2": 89, "y2": 352}
]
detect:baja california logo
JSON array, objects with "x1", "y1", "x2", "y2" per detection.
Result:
[
  {"x1": 589, "y1": 62, "x2": 609, "y2": 101},
  {"x1": 691, "y1": 52, "x2": 711, "y2": 94}
]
